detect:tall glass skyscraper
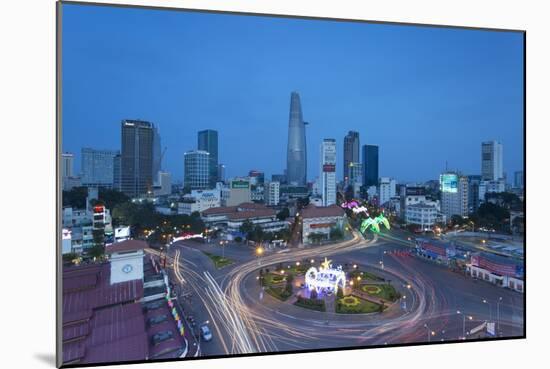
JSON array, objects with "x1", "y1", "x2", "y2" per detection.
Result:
[
  {"x1": 481, "y1": 140, "x2": 503, "y2": 181},
  {"x1": 320, "y1": 139, "x2": 337, "y2": 206},
  {"x1": 120, "y1": 119, "x2": 154, "y2": 197},
  {"x1": 286, "y1": 91, "x2": 307, "y2": 186},
  {"x1": 343, "y1": 131, "x2": 360, "y2": 182},
  {"x1": 362, "y1": 144, "x2": 379, "y2": 187},
  {"x1": 184, "y1": 150, "x2": 210, "y2": 190},
  {"x1": 152, "y1": 126, "x2": 162, "y2": 183},
  {"x1": 81, "y1": 148, "x2": 119, "y2": 188},
  {"x1": 198, "y1": 129, "x2": 218, "y2": 187}
]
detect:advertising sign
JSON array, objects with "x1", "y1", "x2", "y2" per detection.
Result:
[
  {"x1": 231, "y1": 180, "x2": 250, "y2": 189},
  {"x1": 440, "y1": 173, "x2": 458, "y2": 193}
]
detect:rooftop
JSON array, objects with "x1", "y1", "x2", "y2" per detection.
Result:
[
  {"x1": 62, "y1": 256, "x2": 186, "y2": 365},
  {"x1": 301, "y1": 204, "x2": 345, "y2": 219},
  {"x1": 105, "y1": 239, "x2": 148, "y2": 254},
  {"x1": 202, "y1": 203, "x2": 276, "y2": 221}
]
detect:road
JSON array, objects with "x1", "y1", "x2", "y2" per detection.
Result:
[{"x1": 163, "y1": 229, "x2": 524, "y2": 356}]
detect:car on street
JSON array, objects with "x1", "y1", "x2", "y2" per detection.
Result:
[{"x1": 200, "y1": 324, "x2": 213, "y2": 342}]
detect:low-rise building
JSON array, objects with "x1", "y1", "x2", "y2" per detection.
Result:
[
  {"x1": 466, "y1": 253, "x2": 524, "y2": 293},
  {"x1": 414, "y1": 238, "x2": 456, "y2": 265},
  {"x1": 301, "y1": 204, "x2": 346, "y2": 245},
  {"x1": 178, "y1": 189, "x2": 221, "y2": 215},
  {"x1": 224, "y1": 178, "x2": 251, "y2": 206},
  {"x1": 479, "y1": 179, "x2": 506, "y2": 202},
  {"x1": 62, "y1": 240, "x2": 189, "y2": 365},
  {"x1": 202, "y1": 202, "x2": 287, "y2": 233},
  {"x1": 405, "y1": 201, "x2": 440, "y2": 231},
  {"x1": 265, "y1": 181, "x2": 280, "y2": 206}
]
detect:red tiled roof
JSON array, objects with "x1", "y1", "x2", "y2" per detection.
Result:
[
  {"x1": 237, "y1": 202, "x2": 267, "y2": 209},
  {"x1": 83, "y1": 333, "x2": 149, "y2": 364},
  {"x1": 62, "y1": 257, "x2": 187, "y2": 365},
  {"x1": 301, "y1": 204, "x2": 346, "y2": 219},
  {"x1": 105, "y1": 239, "x2": 148, "y2": 254},
  {"x1": 202, "y1": 206, "x2": 238, "y2": 216},
  {"x1": 227, "y1": 208, "x2": 276, "y2": 221}
]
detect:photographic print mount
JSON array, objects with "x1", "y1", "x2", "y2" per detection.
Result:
[{"x1": 57, "y1": 1, "x2": 526, "y2": 367}]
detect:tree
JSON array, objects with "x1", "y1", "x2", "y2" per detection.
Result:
[
  {"x1": 297, "y1": 196, "x2": 310, "y2": 209},
  {"x1": 285, "y1": 276, "x2": 293, "y2": 295},
  {"x1": 249, "y1": 225, "x2": 264, "y2": 242},
  {"x1": 277, "y1": 207, "x2": 290, "y2": 221},
  {"x1": 94, "y1": 188, "x2": 130, "y2": 210},
  {"x1": 62, "y1": 187, "x2": 88, "y2": 209},
  {"x1": 88, "y1": 244, "x2": 104, "y2": 259},
  {"x1": 239, "y1": 220, "x2": 254, "y2": 236},
  {"x1": 62, "y1": 252, "x2": 78, "y2": 264},
  {"x1": 330, "y1": 227, "x2": 344, "y2": 240},
  {"x1": 450, "y1": 215, "x2": 467, "y2": 227}
]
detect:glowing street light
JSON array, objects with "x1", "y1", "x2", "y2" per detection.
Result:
[{"x1": 256, "y1": 246, "x2": 264, "y2": 266}]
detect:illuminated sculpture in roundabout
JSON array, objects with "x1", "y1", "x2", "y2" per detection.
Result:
[
  {"x1": 360, "y1": 214, "x2": 391, "y2": 234},
  {"x1": 305, "y1": 257, "x2": 346, "y2": 294},
  {"x1": 341, "y1": 200, "x2": 368, "y2": 215}
]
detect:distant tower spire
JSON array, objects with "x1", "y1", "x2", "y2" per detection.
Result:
[{"x1": 286, "y1": 92, "x2": 307, "y2": 186}]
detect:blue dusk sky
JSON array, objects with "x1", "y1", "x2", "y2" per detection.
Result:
[{"x1": 61, "y1": 3, "x2": 524, "y2": 183}]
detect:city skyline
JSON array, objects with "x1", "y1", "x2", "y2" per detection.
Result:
[{"x1": 62, "y1": 5, "x2": 523, "y2": 183}]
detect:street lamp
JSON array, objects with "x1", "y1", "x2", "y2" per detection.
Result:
[
  {"x1": 482, "y1": 298, "x2": 493, "y2": 322},
  {"x1": 256, "y1": 246, "x2": 264, "y2": 266},
  {"x1": 423, "y1": 324, "x2": 434, "y2": 342},
  {"x1": 497, "y1": 297, "x2": 503, "y2": 336},
  {"x1": 457, "y1": 310, "x2": 473, "y2": 340}
]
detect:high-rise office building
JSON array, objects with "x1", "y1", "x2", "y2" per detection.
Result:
[
  {"x1": 514, "y1": 170, "x2": 524, "y2": 189},
  {"x1": 152, "y1": 126, "x2": 162, "y2": 182},
  {"x1": 440, "y1": 172, "x2": 469, "y2": 219},
  {"x1": 362, "y1": 145, "x2": 379, "y2": 187},
  {"x1": 320, "y1": 139, "x2": 337, "y2": 206},
  {"x1": 184, "y1": 150, "x2": 210, "y2": 190},
  {"x1": 81, "y1": 148, "x2": 119, "y2": 188},
  {"x1": 113, "y1": 153, "x2": 121, "y2": 191},
  {"x1": 481, "y1": 141, "x2": 503, "y2": 181},
  {"x1": 153, "y1": 171, "x2": 172, "y2": 196},
  {"x1": 343, "y1": 131, "x2": 360, "y2": 182},
  {"x1": 378, "y1": 177, "x2": 396, "y2": 206},
  {"x1": 272, "y1": 174, "x2": 287, "y2": 185},
  {"x1": 217, "y1": 164, "x2": 226, "y2": 183},
  {"x1": 198, "y1": 129, "x2": 218, "y2": 188},
  {"x1": 61, "y1": 152, "x2": 80, "y2": 191},
  {"x1": 120, "y1": 120, "x2": 154, "y2": 197},
  {"x1": 61, "y1": 153, "x2": 74, "y2": 178},
  {"x1": 265, "y1": 181, "x2": 280, "y2": 206},
  {"x1": 467, "y1": 175, "x2": 482, "y2": 212},
  {"x1": 249, "y1": 170, "x2": 265, "y2": 186},
  {"x1": 286, "y1": 92, "x2": 307, "y2": 186},
  {"x1": 348, "y1": 162, "x2": 362, "y2": 185}
]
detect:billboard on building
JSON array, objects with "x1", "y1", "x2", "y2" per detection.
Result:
[
  {"x1": 440, "y1": 173, "x2": 458, "y2": 193},
  {"x1": 231, "y1": 180, "x2": 250, "y2": 189}
]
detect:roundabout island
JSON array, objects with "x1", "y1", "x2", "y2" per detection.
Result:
[{"x1": 256, "y1": 257, "x2": 405, "y2": 316}]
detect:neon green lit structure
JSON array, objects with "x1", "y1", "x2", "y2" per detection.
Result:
[{"x1": 360, "y1": 214, "x2": 390, "y2": 234}]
